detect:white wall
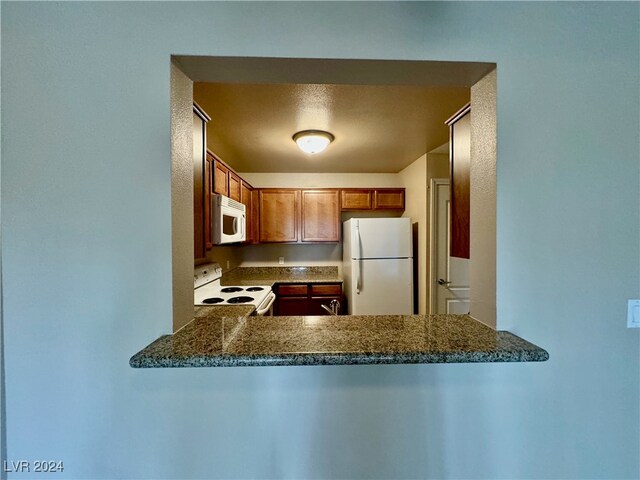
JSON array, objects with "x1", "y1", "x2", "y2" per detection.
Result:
[{"x1": 2, "y1": 3, "x2": 638, "y2": 479}]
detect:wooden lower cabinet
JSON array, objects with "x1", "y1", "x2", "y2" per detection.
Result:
[
  {"x1": 275, "y1": 283, "x2": 343, "y2": 316},
  {"x1": 277, "y1": 297, "x2": 309, "y2": 316},
  {"x1": 308, "y1": 296, "x2": 342, "y2": 315}
]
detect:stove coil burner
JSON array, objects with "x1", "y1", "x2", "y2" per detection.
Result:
[
  {"x1": 246, "y1": 287, "x2": 264, "y2": 292},
  {"x1": 227, "y1": 296, "x2": 254, "y2": 304},
  {"x1": 221, "y1": 287, "x2": 244, "y2": 293},
  {"x1": 202, "y1": 297, "x2": 224, "y2": 304}
]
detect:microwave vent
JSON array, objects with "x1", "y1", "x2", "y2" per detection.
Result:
[{"x1": 215, "y1": 194, "x2": 245, "y2": 212}]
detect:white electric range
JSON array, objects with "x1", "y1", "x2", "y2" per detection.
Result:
[{"x1": 194, "y1": 263, "x2": 275, "y2": 316}]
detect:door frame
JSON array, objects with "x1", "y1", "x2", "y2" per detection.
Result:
[{"x1": 429, "y1": 178, "x2": 450, "y2": 314}]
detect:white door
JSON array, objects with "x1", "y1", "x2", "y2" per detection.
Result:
[
  {"x1": 349, "y1": 258, "x2": 413, "y2": 315},
  {"x1": 430, "y1": 179, "x2": 470, "y2": 314}
]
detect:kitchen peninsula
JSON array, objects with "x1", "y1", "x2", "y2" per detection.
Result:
[
  {"x1": 130, "y1": 311, "x2": 548, "y2": 368},
  {"x1": 130, "y1": 266, "x2": 548, "y2": 368}
]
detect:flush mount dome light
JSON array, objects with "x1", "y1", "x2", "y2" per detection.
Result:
[{"x1": 293, "y1": 130, "x2": 334, "y2": 155}]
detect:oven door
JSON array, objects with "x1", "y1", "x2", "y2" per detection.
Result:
[
  {"x1": 254, "y1": 292, "x2": 276, "y2": 316},
  {"x1": 213, "y1": 203, "x2": 246, "y2": 244}
]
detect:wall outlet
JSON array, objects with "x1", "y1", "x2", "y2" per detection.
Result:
[
  {"x1": 627, "y1": 299, "x2": 640, "y2": 328},
  {"x1": 278, "y1": 257, "x2": 284, "y2": 265}
]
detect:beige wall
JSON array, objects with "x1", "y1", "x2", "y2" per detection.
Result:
[
  {"x1": 398, "y1": 154, "x2": 427, "y2": 314},
  {"x1": 469, "y1": 69, "x2": 497, "y2": 328},
  {"x1": 170, "y1": 62, "x2": 195, "y2": 332},
  {"x1": 427, "y1": 153, "x2": 450, "y2": 183},
  {"x1": 240, "y1": 243, "x2": 343, "y2": 274},
  {"x1": 425, "y1": 151, "x2": 450, "y2": 313},
  {"x1": 204, "y1": 245, "x2": 241, "y2": 273},
  {"x1": 239, "y1": 172, "x2": 402, "y2": 189}
]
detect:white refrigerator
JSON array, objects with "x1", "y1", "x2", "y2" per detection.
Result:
[{"x1": 342, "y1": 217, "x2": 414, "y2": 315}]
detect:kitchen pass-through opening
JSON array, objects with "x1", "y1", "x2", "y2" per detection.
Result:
[{"x1": 170, "y1": 56, "x2": 497, "y2": 332}]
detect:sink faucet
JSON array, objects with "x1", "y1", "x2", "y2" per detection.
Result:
[{"x1": 321, "y1": 299, "x2": 340, "y2": 315}]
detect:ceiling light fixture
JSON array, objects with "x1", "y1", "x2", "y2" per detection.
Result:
[{"x1": 293, "y1": 130, "x2": 334, "y2": 155}]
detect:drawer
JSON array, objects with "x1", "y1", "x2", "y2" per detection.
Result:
[
  {"x1": 278, "y1": 284, "x2": 308, "y2": 296},
  {"x1": 310, "y1": 284, "x2": 342, "y2": 296}
]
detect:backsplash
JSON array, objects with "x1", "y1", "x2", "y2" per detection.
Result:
[
  {"x1": 238, "y1": 243, "x2": 343, "y2": 276},
  {"x1": 201, "y1": 245, "x2": 242, "y2": 272}
]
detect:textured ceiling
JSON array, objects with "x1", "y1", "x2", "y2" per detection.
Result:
[{"x1": 193, "y1": 83, "x2": 470, "y2": 173}]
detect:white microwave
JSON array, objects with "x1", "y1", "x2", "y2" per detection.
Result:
[{"x1": 212, "y1": 194, "x2": 246, "y2": 244}]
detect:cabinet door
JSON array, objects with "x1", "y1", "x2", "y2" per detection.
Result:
[
  {"x1": 228, "y1": 171, "x2": 242, "y2": 202},
  {"x1": 278, "y1": 284, "x2": 308, "y2": 296},
  {"x1": 240, "y1": 181, "x2": 254, "y2": 244},
  {"x1": 310, "y1": 284, "x2": 342, "y2": 296},
  {"x1": 213, "y1": 159, "x2": 229, "y2": 196},
  {"x1": 251, "y1": 188, "x2": 260, "y2": 244},
  {"x1": 374, "y1": 189, "x2": 405, "y2": 210},
  {"x1": 277, "y1": 297, "x2": 308, "y2": 316},
  {"x1": 447, "y1": 105, "x2": 471, "y2": 259},
  {"x1": 259, "y1": 190, "x2": 300, "y2": 243},
  {"x1": 341, "y1": 189, "x2": 373, "y2": 210},
  {"x1": 193, "y1": 109, "x2": 206, "y2": 259},
  {"x1": 309, "y1": 297, "x2": 342, "y2": 316},
  {"x1": 204, "y1": 154, "x2": 213, "y2": 250},
  {"x1": 301, "y1": 190, "x2": 340, "y2": 242}
]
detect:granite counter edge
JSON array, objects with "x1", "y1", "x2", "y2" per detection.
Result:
[{"x1": 130, "y1": 332, "x2": 549, "y2": 368}]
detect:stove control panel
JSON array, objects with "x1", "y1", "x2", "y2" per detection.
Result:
[{"x1": 194, "y1": 263, "x2": 223, "y2": 289}]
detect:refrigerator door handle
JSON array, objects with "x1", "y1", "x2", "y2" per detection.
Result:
[{"x1": 356, "y1": 221, "x2": 361, "y2": 294}]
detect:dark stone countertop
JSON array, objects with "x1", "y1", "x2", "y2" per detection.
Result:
[
  {"x1": 191, "y1": 266, "x2": 341, "y2": 317},
  {"x1": 220, "y1": 266, "x2": 342, "y2": 286},
  {"x1": 194, "y1": 304, "x2": 255, "y2": 318},
  {"x1": 130, "y1": 310, "x2": 549, "y2": 368}
]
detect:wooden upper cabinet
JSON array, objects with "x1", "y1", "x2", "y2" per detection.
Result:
[
  {"x1": 212, "y1": 158, "x2": 229, "y2": 197},
  {"x1": 228, "y1": 171, "x2": 241, "y2": 202},
  {"x1": 374, "y1": 189, "x2": 405, "y2": 210},
  {"x1": 341, "y1": 189, "x2": 373, "y2": 210},
  {"x1": 193, "y1": 104, "x2": 211, "y2": 260},
  {"x1": 340, "y1": 188, "x2": 405, "y2": 211},
  {"x1": 240, "y1": 180, "x2": 255, "y2": 244},
  {"x1": 446, "y1": 103, "x2": 471, "y2": 259},
  {"x1": 203, "y1": 154, "x2": 213, "y2": 250},
  {"x1": 251, "y1": 189, "x2": 260, "y2": 245},
  {"x1": 259, "y1": 189, "x2": 300, "y2": 243},
  {"x1": 301, "y1": 190, "x2": 340, "y2": 242},
  {"x1": 210, "y1": 152, "x2": 244, "y2": 202}
]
